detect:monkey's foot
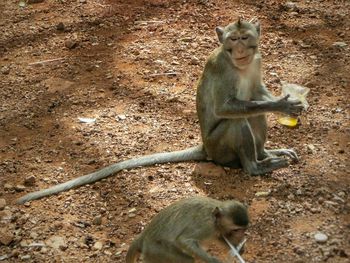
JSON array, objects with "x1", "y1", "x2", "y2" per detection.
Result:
[
  {"x1": 267, "y1": 149, "x2": 299, "y2": 163},
  {"x1": 248, "y1": 157, "x2": 288, "y2": 176}
]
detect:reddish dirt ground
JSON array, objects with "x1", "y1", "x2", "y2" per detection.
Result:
[{"x1": 0, "y1": 0, "x2": 349, "y2": 262}]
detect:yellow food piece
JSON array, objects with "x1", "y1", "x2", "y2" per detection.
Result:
[{"x1": 278, "y1": 116, "x2": 298, "y2": 127}]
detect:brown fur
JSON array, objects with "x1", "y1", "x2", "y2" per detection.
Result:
[
  {"x1": 126, "y1": 197, "x2": 248, "y2": 263},
  {"x1": 197, "y1": 20, "x2": 303, "y2": 175}
]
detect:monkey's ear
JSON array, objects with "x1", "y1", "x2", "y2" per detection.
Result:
[
  {"x1": 215, "y1": 27, "x2": 225, "y2": 43},
  {"x1": 213, "y1": 207, "x2": 222, "y2": 219},
  {"x1": 254, "y1": 21, "x2": 261, "y2": 36},
  {"x1": 237, "y1": 17, "x2": 242, "y2": 27}
]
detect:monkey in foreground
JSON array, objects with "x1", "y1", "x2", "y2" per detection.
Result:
[
  {"x1": 17, "y1": 19, "x2": 303, "y2": 204},
  {"x1": 126, "y1": 196, "x2": 249, "y2": 263}
]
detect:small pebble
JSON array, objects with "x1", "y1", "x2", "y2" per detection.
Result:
[
  {"x1": 24, "y1": 175, "x2": 36, "y2": 186},
  {"x1": 190, "y1": 56, "x2": 200, "y2": 65},
  {"x1": 255, "y1": 191, "x2": 270, "y2": 197},
  {"x1": 0, "y1": 255, "x2": 9, "y2": 260},
  {"x1": 1, "y1": 66, "x2": 10, "y2": 75},
  {"x1": 307, "y1": 144, "x2": 316, "y2": 154},
  {"x1": 56, "y1": 22, "x2": 65, "y2": 31},
  {"x1": 65, "y1": 39, "x2": 78, "y2": 49},
  {"x1": 128, "y1": 208, "x2": 137, "y2": 213},
  {"x1": 0, "y1": 231, "x2": 14, "y2": 246},
  {"x1": 93, "y1": 241, "x2": 103, "y2": 250},
  {"x1": 92, "y1": 215, "x2": 102, "y2": 225},
  {"x1": 20, "y1": 255, "x2": 31, "y2": 260},
  {"x1": 46, "y1": 236, "x2": 68, "y2": 250},
  {"x1": 4, "y1": 184, "x2": 14, "y2": 191},
  {"x1": 285, "y1": 1, "x2": 297, "y2": 11},
  {"x1": 332, "y1": 42, "x2": 347, "y2": 48},
  {"x1": 15, "y1": 185, "x2": 26, "y2": 192},
  {"x1": 314, "y1": 232, "x2": 328, "y2": 243},
  {"x1": 117, "y1": 114, "x2": 126, "y2": 120}
]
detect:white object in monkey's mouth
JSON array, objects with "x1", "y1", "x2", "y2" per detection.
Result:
[{"x1": 223, "y1": 236, "x2": 246, "y2": 263}]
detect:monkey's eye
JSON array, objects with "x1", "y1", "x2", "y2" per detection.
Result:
[
  {"x1": 230, "y1": 37, "x2": 239, "y2": 41},
  {"x1": 241, "y1": 36, "x2": 249, "y2": 40}
]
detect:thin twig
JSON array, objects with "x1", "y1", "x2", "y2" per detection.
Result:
[
  {"x1": 95, "y1": 3, "x2": 109, "y2": 8},
  {"x1": 249, "y1": 17, "x2": 258, "y2": 23},
  {"x1": 149, "y1": 72, "x2": 180, "y2": 77},
  {"x1": 29, "y1": 57, "x2": 66, "y2": 66},
  {"x1": 135, "y1": 20, "x2": 166, "y2": 24}
]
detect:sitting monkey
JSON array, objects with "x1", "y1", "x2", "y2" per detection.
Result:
[
  {"x1": 17, "y1": 19, "x2": 303, "y2": 204},
  {"x1": 126, "y1": 196, "x2": 249, "y2": 263},
  {"x1": 196, "y1": 18, "x2": 303, "y2": 174}
]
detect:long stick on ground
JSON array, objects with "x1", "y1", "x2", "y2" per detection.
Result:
[{"x1": 29, "y1": 57, "x2": 66, "y2": 66}]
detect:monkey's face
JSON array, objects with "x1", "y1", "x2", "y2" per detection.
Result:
[
  {"x1": 226, "y1": 32, "x2": 258, "y2": 69},
  {"x1": 221, "y1": 218, "x2": 247, "y2": 246},
  {"x1": 220, "y1": 216, "x2": 247, "y2": 247},
  {"x1": 222, "y1": 225, "x2": 247, "y2": 254},
  {"x1": 214, "y1": 201, "x2": 249, "y2": 251},
  {"x1": 226, "y1": 227, "x2": 247, "y2": 246},
  {"x1": 216, "y1": 20, "x2": 260, "y2": 69}
]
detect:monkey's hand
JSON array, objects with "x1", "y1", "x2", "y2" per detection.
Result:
[
  {"x1": 177, "y1": 237, "x2": 223, "y2": 263},
  {"x1": 274, "y1": 95, "x2": 304, "y2": 116}
]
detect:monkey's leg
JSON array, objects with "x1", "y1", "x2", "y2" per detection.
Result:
[
  {"x1": 248, "y1": 115, "x2": 268, "y2": 160},
  {"x1": 206, "y1": 119, "x2": 288, "y2": 175},
  {"x1": 204, "y1": 120, "x2": 242, "y2": 168},
  {"x1": 176, "y1": 237, "x2": 221, "y2": 263},
  {"x1": 248, "y1": 116, "x2": 299, "y2": 162},
  {"x1": 142, "y1": 241, "x2": 194, "y2": 263},
  {"x1": 237, "y1": 120, "x2": 289, "y2": 175}
]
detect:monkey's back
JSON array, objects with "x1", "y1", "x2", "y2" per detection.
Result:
[
  {"x1": 139, "y1": 197, "x2": 221, "y2": 243},
  {"x1": 196, "y1": 48, "x2": 237, "y2": 143}
]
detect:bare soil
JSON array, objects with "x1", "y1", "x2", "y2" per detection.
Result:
[{"x1": 0, "y1": 0, "x2": 349, "y2": 262}]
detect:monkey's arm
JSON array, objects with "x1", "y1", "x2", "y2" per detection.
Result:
[
  {"x1": 176, "y1": 237, "x2": 222, "y2": 263},
  {"x1": 214, "y1": 90, "x2": 276, "y2": 119},
  {"x1": 214, "y1": 83, "x2": 303, "y2": 118}
]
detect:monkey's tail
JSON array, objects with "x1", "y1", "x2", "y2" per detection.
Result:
[
  {"x1": 126, "y1": 238, "x2": 142, "y2": 263},
  {"x1": 17, "y1": 145, "x2": 206, "y2": 204}
]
